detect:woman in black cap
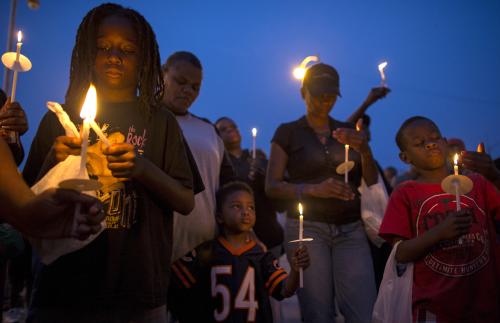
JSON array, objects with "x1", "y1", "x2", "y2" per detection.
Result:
[{"x1": 266, "y1": 63, "x2": 378, "y2": 323}]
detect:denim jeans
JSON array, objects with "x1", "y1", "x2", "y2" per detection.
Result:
[{"x1": 285, "y1": 218, "x2": 376, "y2": 323}]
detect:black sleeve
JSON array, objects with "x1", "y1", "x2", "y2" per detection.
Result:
[
  {"x1": 271, "y1": 123, "x2": 291, "y2": 154},
  {"x1": 219, "y1": 149, "x2": 236, "y2": 186},
  {"x1": 182, "y1": 135, "x2": 205, "y2": 195},
  {"x1": 163, "y1": 112, "x2": 194, "y2": 191},
  {"x1": 22, "y1": 112, "x2": 65, "y2": 186}
]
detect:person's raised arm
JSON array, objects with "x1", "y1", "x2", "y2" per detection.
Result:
[{"x1": 346, "y1": 87, "x2": 390, "y2": 124}]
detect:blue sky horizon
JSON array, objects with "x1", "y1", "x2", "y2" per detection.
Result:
[{"x1": 2, "y1": 0, "x2": 499, "y2": 173}]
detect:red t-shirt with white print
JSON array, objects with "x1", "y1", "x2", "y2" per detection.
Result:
[{"x1": 379, "y1": 174, "x2": 500, "y2": 323}]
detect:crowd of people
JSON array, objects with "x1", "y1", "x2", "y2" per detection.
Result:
[{"x1": 0, "y1": 2, "x2": 499, "y2": 323}]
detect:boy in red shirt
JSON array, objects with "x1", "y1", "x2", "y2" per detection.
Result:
[{"x1": 379, "y1": 116, "x2": 500, "y2": 322}]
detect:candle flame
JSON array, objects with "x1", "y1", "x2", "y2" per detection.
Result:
[
  {"x1": 17, "y1": 31, "x2": 23, "y2": 43},
  {"x1": 252, "y1": 128, "x2": 257, "y2": 137},
  {"x1": 80, "y1": 84, "x2": 97, "y2": 120},
  {"x1": 356, "y1": 119, "x2": 363, "y2": 131},
  {"x1": 293, "y1": 55, "x2": 320, "y2": 80},
  {"x1": 378, "y1": 61, "x2": 388, "y2": 73},
  {"x1": 477, "y1": 142, "x2": 484, "y2": 153},
  {"x1": 345, "y1": 144, "x2": 349, "y2": 149},
  {"x1": 298, "y1": 203, "x2": 303, "y2": 215},
  {"x1": 453, "y1": 153, "x2": 459, "y2": 166}
]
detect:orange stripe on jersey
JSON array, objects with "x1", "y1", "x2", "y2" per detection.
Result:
[
  {"x1": 172, "y1": 263, "x2": 191, "y2": 288},
  {"x1": 178, "y1": 262, "x2": 196, "y2": 284},
  {"x1": 265, "y1": 269, "x2": 286, "y2": 289},
  {"x1": 268, "y1": 272, "x2": 288, "y2": 296},
  {"x1": 218, "y1": 236, "x2": 256, "y2": 256}
]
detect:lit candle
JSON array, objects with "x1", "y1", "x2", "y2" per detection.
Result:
[
  {"x1": 477, "y1": 142, "x2": 484, "y2": 154},
  {"x1": 298, "y1": 202, "x2": 304, "y2": 288},
  {"x1": 344, "y1": 144, "x2": 350, "y2": 183},
  {"x1": 453, "y1": 153, "x2": 459, "y2": 176},
  {"x1": 453, "y1": 153, "x2": 461, "y2": 211},
  {"x1": 298, "y1": 202, "x2": 304, "y2": 241},
  {"x1": 378, "y1": 61, "x2": 388, "y2": 88},
  {"x1": 78, "y1": 85, "x2": 97, "y2": 177},
  {"x1": 10, "y1": 31, "x2": 23, "y2": 101},
  {"x1": 356, "y1": 119, "x2": 363, "y2": 132},
  {"x1": 252, "y1": 128, "x2": 257, "y2": 159}
]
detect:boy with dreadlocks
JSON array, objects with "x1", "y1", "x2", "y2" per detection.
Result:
[{"x1": 23, "y1": 3, "x2": 197, "y2": 322}]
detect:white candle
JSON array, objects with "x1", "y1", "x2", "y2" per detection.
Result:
[
  {"x1": 79, "y1": 119, "x2": 90, "y2": 177},
  {"x1": 11, "y1": 31, "x2": 23, "y2": 101},
  {"x1": 378, "y1": 61, "x2": 388, "y2": 88},
  {"x1": 344, "y1": 144, "x2": 350, "y2": 183},
  {"x1": 90, "y1": 121, "x2": 110, "y2": 147},
  {"x1": 298, "y1": 202, "x2": 304, "y2": 288},
  {"x1": 453, "y1": 153, "x2": 459, "y2": 176},
  {"x1": 452, "y1": 153, "x2": 461, "y2": 212},
  {"x1": 252, "y1": 128, "x2": 257, "y2": 159},
  {"x1": 78, "y1": 84, "x2": 98, "y2": 177}
]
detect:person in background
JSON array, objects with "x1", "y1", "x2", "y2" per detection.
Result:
[
  {"x1": 266, "y1": 62, "x2": 378, "y2": 323},
  {"x1": 162, "y1": 51, "x2": 234, "y2": 263},
  {"x1": 215, "y1": 117, "x2": 284, "y2": 257},
  {"x1": 383, "y1": 166, "x2": 398, "y2": 189},
  {"x1": 461, "y1": 144, "x2": 500, "y2": 190},
  {"x1": 379, "y1": 116, "x2": 500, "y2": 322},
  {"x1": 23, "y1": 4, "x2": 196, "y2": 321}
]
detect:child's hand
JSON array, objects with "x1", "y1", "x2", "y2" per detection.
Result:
[
  {"x1": 311, "y1": 178, "x2": 355, "y2": 201},
  {"x1": 435, "y1": 210, "x2": 472, "y2": 241},
  {"x1": 332, "y1": 128, "x2": 370, "y2": 155},
  {"x1": 290, "y1": 246, "x2": 310, "y2": 271},
  {"x1": 103, "y1": 143, "x2": 144, "y2": 179},
  {"x1": 0, "y1": 99, "x2": 28, "y2": 135},
  {"x1": 53, "y1": 136, "x2": 82, "y2": 162}
]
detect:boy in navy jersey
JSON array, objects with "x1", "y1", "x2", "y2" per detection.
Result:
[{"x1": 170, "y1": 181, "x2": 310, "y2": 323}]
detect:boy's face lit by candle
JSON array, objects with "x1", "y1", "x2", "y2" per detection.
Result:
[
  {"x1": 217, "y1": 190, "x2": 256, "y2": 235},
  {"x1": 398, "y1": 119, "x2": 448, "y2": 171},
  {"x1": 93, "y1": 15, "x2": 140, "y2": 101}
]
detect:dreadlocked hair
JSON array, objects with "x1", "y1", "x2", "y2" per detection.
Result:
[{"x1": 65, "y1": 3, "x2": 163, "y2": 118}]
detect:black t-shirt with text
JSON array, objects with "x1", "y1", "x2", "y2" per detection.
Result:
[{"x1": 24, "y1": 100, "x2": 195, "y2": 308}]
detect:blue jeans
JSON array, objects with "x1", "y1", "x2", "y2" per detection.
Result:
[{"x1": 285, "y1": 219, "x2": 376, "y2": 323}]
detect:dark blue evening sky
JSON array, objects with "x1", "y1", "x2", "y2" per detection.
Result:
[{"x1": 2, "y1": 0, "x2": 499, "y2": 172}]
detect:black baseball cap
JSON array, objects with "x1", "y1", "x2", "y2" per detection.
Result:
[{"x1": 303, "y1": 63, "x2": 341, "y2": 97}]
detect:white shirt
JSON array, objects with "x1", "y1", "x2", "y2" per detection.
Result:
[{"x1": 171, "y1": 113, "x2": 225, "y2": 262}]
